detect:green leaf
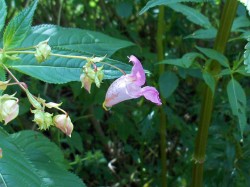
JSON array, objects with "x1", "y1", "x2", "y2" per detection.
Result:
[
  {"x1": 185, "y1": 27, "x2": 217, "y2": 39},
  {"x1": 159, "y1": 71, "x2": 179, "y2": 98},
  {"x1": 196, "y1": 46, "x2": 229, "y2": 68},
  {"x1": 235, "y1": 65, "x2": 250, "y2": 76},
  {"x1": 5, "y1": 24, "x2": 133, "y2": 84},
  {"x1": 21, "y1": 24, "x2": 133, "y2": 57},
  {"x1": 157, "y1": 52, "x2": 204, "y2": 68},
  {"x1": 219, "y1": 69, "x2": 231, "y2": 77},
  {"x1": 6, "y1": 49, "x2": 131, "y2": 84},
  {"x1": 232, "y1": 16, "x2": 250, "y2": 32},
  {"x1": 202, "y1": 71, "x2": 215, "y2": 94},
  {"x1": 3, "y1": 0, "x2": 38, "y2": 50},
  {"x1": 139, "y1": 0, "x2": 203, "y2": 15},
  {"x1": 0, "y1": 0, "x2": 7, "y2": 33},
  {"x1": 227, "y1": 78, "x2": 247, "y2": 138},
  {"x1": 0, "y1": 129, "x2": 86, "y2": 186},
  {"x1": 168, "y1": 3, "x2": 212, "y2": 28},
  {"x1": 244, "y1": 40, "x2": 250, "y2": 72}
]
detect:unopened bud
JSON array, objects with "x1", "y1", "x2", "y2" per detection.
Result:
[
  {"x1": 80, "y1": 66, "x2": 104, "y2": 92},
  {"x1": 0, "y1": 80, "x2": 10, "y2": 90},
  {"x1": 53, "y1": 114, "x2": 73, "y2": 137},
  {"x1": 80, "y1": 66, "x2": 95, "y2": 93},
  {"x1": 35, "y1": 38, "x2": 51, "y2": 63},
  {"x1": 45, "y1": 102, "x2": 62, "y2": 109},
  {"x1": 0, "y1": 148, "x2": 2, "y2": 158},
  {"x1": 80, "y1": 73, "x2": 93, "y2": 93},
  {"x1": 31, "y1": 109, "x2": 53, "y2": 130},
  {"x1": 0, "y1": 94, "x2": 19, "y2": 125},
  {"x1": 94, "y1": 66, "x2": 104, "y2": 88}
]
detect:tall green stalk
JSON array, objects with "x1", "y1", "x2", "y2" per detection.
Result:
[
  {"x1": 191, "y1": 1, "x2": 238, "y2": 186},
  {"x1": 157, "y1": 5, "x2": 167, "y2": 187}
]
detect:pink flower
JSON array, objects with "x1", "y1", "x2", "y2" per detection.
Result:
[
  {"x1": 53, "y1": 114, "x2": 73, "y2": 137},
  {"x1": 103, "y1": 55, "x2": 162, "y2": 108}
]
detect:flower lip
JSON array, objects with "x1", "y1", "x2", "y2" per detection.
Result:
[{"x1": 129, "y1": 55, "x2": 146, "y2": 86}]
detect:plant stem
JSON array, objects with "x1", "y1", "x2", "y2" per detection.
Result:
[
  {"x1": 157, "y1": 5, "x2": 167, "y2": 187},
  {"x1": 191, "y1": 1, "x2": 238, "y2": 186},
  {"x1": 3, "y1": 49, "x2": 126, "y2": 75},
  {"x1": 98, "y1": 61, "x2": 126, "y2": 75},
  {"x1": 50, "y1": 52, "x2": 89, "y2": 60},
  {"x1": 2, "y1": 64, "x2": 27, "y2": 92},
  {"x1": 5, "y1": 51, "x2": 35, "y2": 55}
]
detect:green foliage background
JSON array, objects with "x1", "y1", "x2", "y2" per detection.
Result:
[{"x1": 1, "y1": 0, "x2": 250, "y2": 186}]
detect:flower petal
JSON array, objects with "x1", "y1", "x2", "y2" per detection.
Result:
[
  {"x1": 129, "y1": 55, "x2": 145, "y2": 86},
  {"x1": 103, "y1": 55, "x2": 162, "y2": 108},
  {"x1": 140, "y1": 86, "x2": 162, "y2": 105},
  {"x1": 104, "y1": 75, "x2": 141, "y2": 107}
]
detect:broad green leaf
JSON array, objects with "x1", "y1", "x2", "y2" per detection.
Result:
[
  {"x1": 21, "y1": 24, "x2": 134, "y2": 57},
  {"x1": 185, "y1": 27, "x2": 217, "y2": 39},
  {"x1": 168, "y1": 3, "x2": 212, "y2": 28},
  {"x1": 196, "y1": 46, "x2": 229, "y2": 68},
  {"x1": 6, "y1": 49, "x2": 131, "y2": 84},
  {"x1": 0, "y1": 0, "x2": 7, "y2": 33},
  {"x1": 202, "y1": 71, "x2": 215, "y2": 94},
  {"x1": 159, "y1": 71, "x2": 179, "y2": 98},
  {"x1": 139, "y1": 0, "x2": 204, "y2": 15},
  {"x1": 3, "y1": 0, "x2": 38, "y2": 50},
  {"x1": 232, "y1": 16, "x2": 250, "y2": 32},
  {"x1": 5, "y1": 24, "x2": 133, "y2": 84},
  {"x1": 157, "y1": 52, "x2": 204, "y2": 68},
  {"x1": 0, "y1": 129, "x2": 86, "y2": 186},
  {"x1": 10, "y1": 130, "x2": 66, "y2": 169},
  {"x1": 219, "y1": 69, "x2": 231, "y2": 77},
  {"x1": 227, "y1": 78, "x2": 247, "y2": 138}
]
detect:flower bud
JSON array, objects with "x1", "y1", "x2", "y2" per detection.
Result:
[
  {"x1": 80, "y1": 66, "x2": 95, "y2": 93},
  {"x1": 31, "y1": 109, "x2": 53, "y2": 130},
  {"x1": 35, "y1": 38, "x2": 51, "y2": 63},
  {"x1": 45, "y1": 102, "x2": 62, "y2": 109},
  {"x1": 0, "y1": 80, "x2": 10, "y2": 91},
  {"x1": 80, "y1": 66, "x2": 104, "y2": 92},
  {"x1": 0, "y1": 148, "x2": 2, "y2": 158},
  {"x1": 94, "y1": 66, "x2": 104, "y2": 88},
  {"x1": 80, "y1": 73, "x2": 93, "y2": 93},
  {"x1": 53, "y1": 114, "x2": 73, "y2": 137},
  {"x1": 0, "y1": 94, "x2": 19, "y2": 125}
]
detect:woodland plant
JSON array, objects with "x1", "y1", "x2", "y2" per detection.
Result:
[
  {"x1": 1, "y1": 0, "x2": 250, "y2": 186},
  {"x1": 0, "y1": 0, "x2": 160, "y2": 186}
]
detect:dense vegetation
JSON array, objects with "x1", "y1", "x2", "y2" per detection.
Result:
[{"x1": 1, "y1": 0, "x2": 250, "y2": 186}]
